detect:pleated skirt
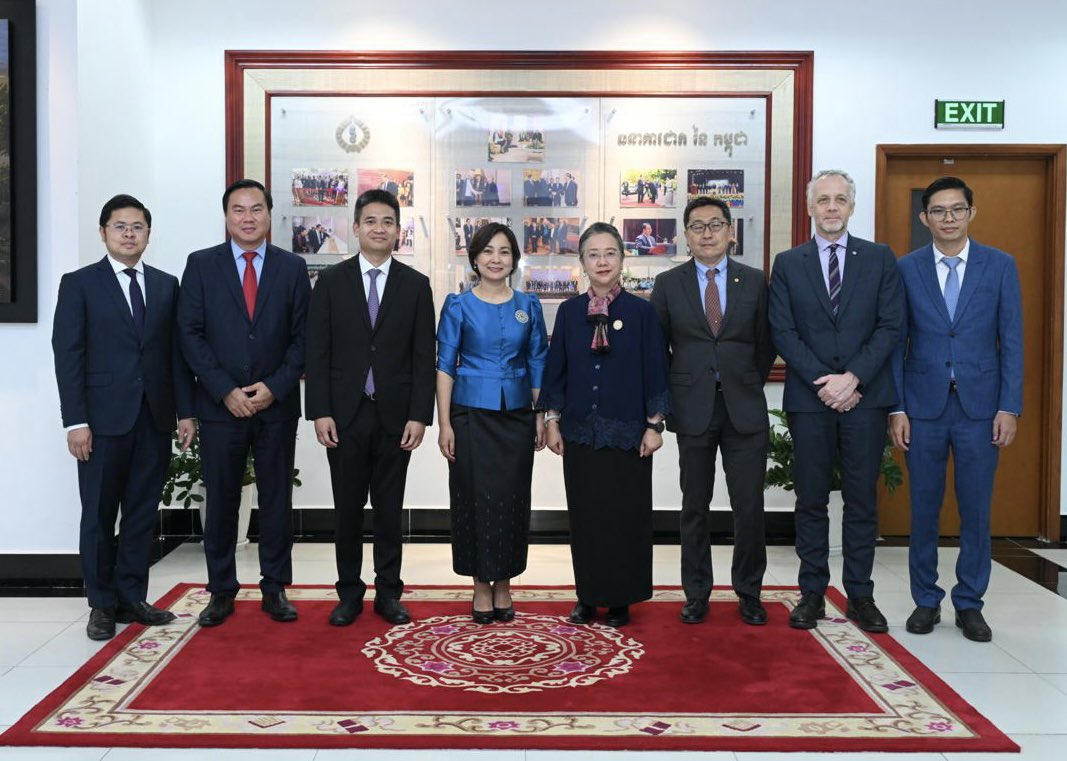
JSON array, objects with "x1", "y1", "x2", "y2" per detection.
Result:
[
  {"x1": 449, "y1": 404, "x2": 535, "y2": 581},
  {"x1": 562, "y1": 442, "x2": 653, "y2": 607}
]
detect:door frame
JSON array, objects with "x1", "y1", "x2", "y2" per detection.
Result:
[{"x1": 875, "y1": 144, "x2": 1066, "y2": 541}]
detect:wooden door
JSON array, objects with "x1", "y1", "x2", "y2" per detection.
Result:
[{"x1": 875, "y1": 146, "x2": 1065, "y2": 539}]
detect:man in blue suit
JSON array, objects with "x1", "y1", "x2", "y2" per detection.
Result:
[
  {"x1": 53, "y1": 194, "x2": 196, "y2": 640},
  {"x1": 770, "y1": 170, "x2": 903, "y2": 632},
  {"x1": 178, "y1": 179, "x2": 311, "y2": 627},
  {"x1": 890, "y1": 176, "x2": 1022, "y2": 643}
]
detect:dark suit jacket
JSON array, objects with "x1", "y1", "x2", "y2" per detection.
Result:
[
  {"x1": 304, "y1": 256, "x2": 436, "y2": 434},
  {"x1": 53, "y1": 257, "x2": 194, "y2": 435},
  {"x1": 892, "y1": 240, "x2": 1023, "y2": 420},
  {"x1": 177, "y1": 243, "x2": 310, "y2": 422},
  {"x1": 769, "y1": 235, "x2": 903, "y2": 413},
  {"x1": 651, "y1": 258, "x2": 774, "y2": 435}
]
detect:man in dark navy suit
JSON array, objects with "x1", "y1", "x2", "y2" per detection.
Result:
[
  {"x1": 53, "y1": 194, "x2": 196, "y2": 641},
  {"x1": 769, "y1": 170, "x2": 903, "y2": 633},
  {"x1": 178, "y1": 179, "x2": 311, "y2": 627}
]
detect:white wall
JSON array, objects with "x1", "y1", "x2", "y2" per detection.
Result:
[{"x1": 3, "y1": 0, "x2": 1066, "y2": 552}]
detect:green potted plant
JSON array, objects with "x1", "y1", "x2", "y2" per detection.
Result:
[
  {"x1": 161, "y1": 432, "x2": 302, "y2": 544},
  {"x1": 765, "y1": 409, "x2": 903, "y2": 553}
]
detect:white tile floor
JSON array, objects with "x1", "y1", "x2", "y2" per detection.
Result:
[{"x1": 2, "y1": 542, "x2": 1067, "y2": 759}]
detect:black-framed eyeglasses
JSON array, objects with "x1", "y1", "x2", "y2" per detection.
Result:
[
  {"x1": 925, "y1": 205, "x2": 972, "y2": 222},
  {"x1": 686, "y1": 220, "x2": 728, "y2": 234}
]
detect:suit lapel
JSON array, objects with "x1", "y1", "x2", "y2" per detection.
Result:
[
  {"x1": 216, "y1": 245, "x2": 251, "y2": 324},
  {"x1": 96, "y1": 257, "x2": 139, "y2": 339},
  {"x1": 952, "y1": 242, "x2": 986, "y2": 324},
  {"x1": 677, "y1": 259, "x2": 713, "y2": 338},
  {"x1": 916, "y1": 246, "x2": 952, "y2": 326},
  {"x1": 801, "y1": 240, "x2": 835, "y2": 320},
  {"x1": 251, "y1": 246, "x2": 281, "y2": 328},
  {"x1": 142, "y1": 265, "x2": 164, "y2": 343},
  {"x1": 345, "y1": 256, "x2": 372, "y2": 335},
  {"x1": 719, "y1": 258, "x2": 743, "y2": 334},
  {"x1": 835, "y1": 239, "x2": 864, "y2": 317},
  {"x1": 373, "y1": 257, "x2": 402, "y2": 334}
]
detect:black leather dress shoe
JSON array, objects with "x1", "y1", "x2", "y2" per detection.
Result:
[
  {"x1": 738, "y1": 595, "x2": 768, "y2": 626},
  {"x1": 198, "y1": 593, "x2": 236, "y2": 627},
  {"x1": 905, "y1": 605, "x2": 941, "y2": 634},
  {"x1": 471, "y1": 605, "x2": 495, "y2": 625},
  {"x1": 86, "y1": 607, "x2": 116, "y2": 641},
  {"x1": 846, "y1": 597, "x2": 889, "y2": 633},
  {"x1": 116, "y1": 601, "x2": 177, "y2": 626},
  {"x1": 262, "y1": 590, "x2": 298, "y2": 622},
  {"x1": 680, "y1": 599, "x2": 709, "y2": 624},
  {"x1": 374, "y1": 597, "x2": 412, "y2": 625},
  {"x1": 493, "y1": 605, "x2": 516, "y2": 623},
  {"x1": 604, "y1": 606, "x2": 630, "y2": 628},
  {"x1": 955, "y1": 608, "x2": 992, "y2": 642},
  {"x1": 789, "y1": 592, "x2": 825, "y2": 630},
  {"x1": 568, "y1": 601, "x2": 596, "y2": 624},
  {"x1": 329, "y1": 598, "x2": 364, "y2": 626}
]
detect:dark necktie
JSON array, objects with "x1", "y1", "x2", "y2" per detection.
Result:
[
  {"x1": 123, "y1": 268, "x2": 145, "y2": 341},
  {"x1": 365, "y1": 269, "x2": 381, "y2": 396},
  {"x1": 704, "y1": 267, "x2": 722, "y2": 337},
  {"x1": 943, "y1": 256, "x2": 961, "y2": 319},
  {"x1": 827, "y1": 243, "x2": 841, "y2": 314},
  {"x1": 242, "y1": 251, "x2": 258, "y2": 319}
]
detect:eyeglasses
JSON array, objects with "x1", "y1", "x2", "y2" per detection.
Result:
[
  {"x1": 925, "y1": 205, "x2": 972, "y2": 221},
  {"x1": 108, "y1": 223, "x2": 149, "y2": 235},
  {"x1": 686, "y1": 220, "x2": 728, "y2": 235},
  {"x1": 584, "y1": 251, "x2": 620, "y2": 262}
]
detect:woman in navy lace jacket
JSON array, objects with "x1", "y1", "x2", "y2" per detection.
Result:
[{"x1": 541, "y1": 222, "x2": 670, "y2": 628}]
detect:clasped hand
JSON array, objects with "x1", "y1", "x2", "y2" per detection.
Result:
[{"x1": 814, "y1": 371, "x2": 861, "y2": 412}]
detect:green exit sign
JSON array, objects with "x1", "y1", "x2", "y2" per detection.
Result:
[{"x1": 935, "y1": 100, "x2": 1005, "y2": 129}]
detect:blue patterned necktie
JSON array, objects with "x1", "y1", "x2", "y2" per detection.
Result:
[
  {"x1": 123, "y1": 268, "x2": 145, "y2": 341},
  {"x1": 943, "y1": 256, "x2": 961, "y2": 319},
  {"x1": 827, "y1": 243, "x2": 841, "y2": 315},
  {"x1": 364, "y1": 269, "x2": 381, "y2": 396}
]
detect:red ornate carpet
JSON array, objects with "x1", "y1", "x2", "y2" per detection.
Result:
[{"x1": 1, "y1": 584, "x2": 1018, "y2": 752}]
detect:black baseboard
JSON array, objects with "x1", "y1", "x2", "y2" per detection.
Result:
[{"x1": 155, "y1": 506, "x2": 801, "y2": 545}]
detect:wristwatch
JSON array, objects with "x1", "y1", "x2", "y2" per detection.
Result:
[{"x1": 645, "y1": 420, "x2": 665, "y2": 433}]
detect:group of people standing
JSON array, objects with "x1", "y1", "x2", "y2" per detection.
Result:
[{"x1": 53, "y1": 170, "x2": 1020, "y2": 646}]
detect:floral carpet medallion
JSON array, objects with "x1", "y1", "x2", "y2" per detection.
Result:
[
  {"x1": 0, "y1": 584, "x2": 1017, "y2": 751},
  {"x1": 363, "y1": 613, "x2": 643, "y2": 694}
]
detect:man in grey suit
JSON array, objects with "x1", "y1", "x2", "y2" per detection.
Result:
[
  {"x1": 651, "y1": 197, "x2": 775, "y2": 625},
  {"x1": 769, "y1": 169, "x2": 903, "y2": 632}
]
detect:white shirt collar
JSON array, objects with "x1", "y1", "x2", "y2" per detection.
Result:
[
  {"x1": 933, "y1": 238, "x2": 970, "y2": 265},
  {"x1": 359, "y1": 253, "x2": 393, "y2": 276},
  {"x1": 107, "y1": 255, "x2": 144, "y2": 275}
]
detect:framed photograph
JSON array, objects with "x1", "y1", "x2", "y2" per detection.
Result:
[
  {"x1": 356, "y1": 169, "x2": 414, "y2": 207},
  {"x1": 291, "y1": 169, "x2": 349, "y2": 207},
  {"x1": 622, "y1": 218, "x2": 677, "y2": 257},
  {"x1": 688, "y1": 168, "x2": 745, "y2": 208},
  {"x1": 453, "y1": 216, "x2": 513, "y2": 256},
  {"x1": 620, "y1": 169, "x2": 678, "y2": 208},
  {"x1": 523, "y1": 217, "x2": 580, "y2": 255},
  {"x1": 291, "y1": 215, "x2": 348, "y2": 255},
  {"x1": 0, "y1": 2, "x2": 37, "y2": 323},
  {"x1": 522, "y1": 265, "x2": 580, "y2": 300},
  {"x1": 227, "y1": 51, "x2": 813, "y2": 376},
  {"x1": 522, "y1": 169, "x2": 580, "y2": 208}
]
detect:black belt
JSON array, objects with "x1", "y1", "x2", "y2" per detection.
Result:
[{"x1": 948, "y1": 380, "x2": 958, "y2": 393}]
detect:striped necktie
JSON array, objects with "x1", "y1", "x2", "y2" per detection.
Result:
[{"x1": 827, "y1": 243, "x2": 842, "y2": 314}]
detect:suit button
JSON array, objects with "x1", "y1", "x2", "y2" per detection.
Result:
[
  {"x1": 594, "y1": 364, "x2": 601, "y2": 370},
  {"x1": 592, "y1": 385, "x2": 599, "y2": 391},
  {"x1": 833, "y1": 356, "x2": 840, "y2": 362},
  {"x1": 249, "y1": 333, "x2": 255, "y2": 340},
  {"x1": 370, "y1": 345, "x2": 377, "y2": 352},
  {"x1": 591, "y1": 404, "x2": 598, "y2": 411},
  {"x1": 949, "y1": 331, "x2": 956, "y2": 337},
  {"x1": 945, "y1": 361, "x2": 952, "y2": 367}
]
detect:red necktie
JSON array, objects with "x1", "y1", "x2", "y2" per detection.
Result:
[
  {"x1": 704, "y1": 267, "x2": 722, "y2": 337},
  {"x1": 242, "y1": 251, "x2": 257, "y2": 319}
]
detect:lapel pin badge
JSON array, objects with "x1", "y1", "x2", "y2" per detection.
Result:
[
  {"x1": 515, "y1": 309, "x2": 529, "y2": 324},
  {"x1": 613, "y1": 319, "x2": 624, "y2": 331}
]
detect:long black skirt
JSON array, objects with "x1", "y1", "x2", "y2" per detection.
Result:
[
  {"x1": 449, "y1": 404, "x2": 535, "y2": 581},
  {"x1": 562, "y1": 442, "x2": 653, "y2": 607}
]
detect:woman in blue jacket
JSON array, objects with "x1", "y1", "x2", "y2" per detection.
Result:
[{"x1": 436, "y1": 223, "x2": 548, "y2": 623}]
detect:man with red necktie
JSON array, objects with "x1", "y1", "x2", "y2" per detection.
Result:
[{"x1": 178, "y1": 179, "x2": 311, "y2": 628}]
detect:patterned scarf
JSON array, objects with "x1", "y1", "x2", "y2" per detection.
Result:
[{"x1": 586, "y1": 283, "x2": 622, "y2": 353}]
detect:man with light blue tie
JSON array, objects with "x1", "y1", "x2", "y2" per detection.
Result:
[{"x1": 890, "y1": 176, "x2": 1022, "y2": 643}]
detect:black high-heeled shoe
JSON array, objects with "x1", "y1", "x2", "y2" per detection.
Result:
[{"x1": 493, "y1": 605, "x2": 515, "y2": 622}]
